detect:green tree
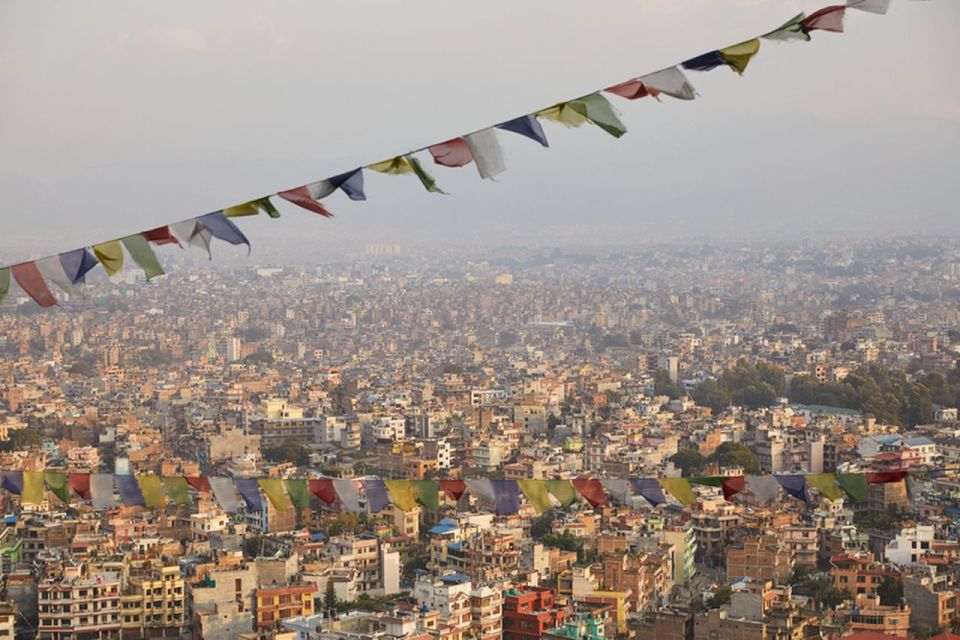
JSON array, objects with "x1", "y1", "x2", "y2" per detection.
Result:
[
  {"x1": 691, "y1": 379, "x2": 732, "y2": 414},
  {"x1": 709, "y1": 442, "x2": 761, "y2": 474},
  {"x1": 878, "y1": 576, "x2": 903, "y2": 606},
  {"x1": 324, "y1": 580, "x2": 338, "y2": 611},
  {"x1": 654, "y1": 368, "x2": 682, "y2": 400},
  {"x1": 706, "y1": 586, "x2": 732, "y2": 609},
  {"x1": 0, "y1": 428, "x2": 42, "y2": 452},
  {"x1": 670, "y1": 449, "x2": 706, "y2": 477},
  {"x1": 263, "y1": 439, "x2": 311, "y2": 466}
]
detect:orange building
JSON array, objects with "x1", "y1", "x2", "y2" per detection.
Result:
[
  {"x1": 726, "y1": 535, "x2": 792, "y2": 585},
  {"x1": 830, "y1": 553, "x2": 898, "y2": 596},
  {"x1": 255, "y1": 584, "x2": 316, "y2": 631}
]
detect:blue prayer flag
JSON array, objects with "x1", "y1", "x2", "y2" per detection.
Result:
[{"x1": 497, "y1": 115, "x2": 549, "y2": 148}]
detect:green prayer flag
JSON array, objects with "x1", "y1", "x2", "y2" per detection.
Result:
[
  {"x1": 121, "y1": 235, "x2": 165, "y2": 280},
  {"x1": 0, "y1": 267, "x2": 9, "y2": 302},
  {"x1": 23, "y1": 471, "x2": 45, "y2": 505},
  {"x1": 224, "y1": 197, "x2": 280, "y2": 219},
  {"x1": 658, "y1": 477, "x2": 697, "y2": 506},
  {"x1": 407, "y1": 156, "x2": 445, "y2": 194},
  {"x1": 762, "y1": 13, "x2": 810, "y2": 42},
  {"x1": 837, "y1": 473, "x2": 868, "y2": 502},
  {"x1": 567, "y1": 93, "x2": 628, "y2": 138},
  {"x1": 258, "y1": 479, "x2": 292, "y2": 511},
  {"x1": 689, "y1": 476, "x2": 724, "y2": 487},
  {"x1": 137, "y1": 475, "x2": 167, "y2": 508},
  {"x1": 284, "y1": 479, "x2": 311, "y2": 508},
  {"x1": 45, "y1": 472, "x2": 71, "y2": 503},
  {"x1": 411, "y1": 480, "x2": 440, "y2": 510},
  {"x1": 518, "y1": 480, "x2": 553, "y2": 514},
  {"x1": 545, "y1": 480, "x2": 578, "y2": 507},
  {"x1": 163, "y1": 476, "x2": 192, "y2": 506},
  {"x1": 93, "y1": 240, "x2": 124, "y2": 276},
  {"x1": 385, "y1": 480, "x2": 418, "y2": 511},
  {"x1": 807, "y1": 473, "x2": 842, "y2": 501}
]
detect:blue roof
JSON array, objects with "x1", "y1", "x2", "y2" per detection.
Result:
[
  {"x1": 429, "y1": 519, "x2": 459, "y2": 535},
  {"x1": 904, "y1": 436, "x2": 934, "y2": 447},
  {"x1": 440, "y1": 572, "x2": 471, "y2": 585}
]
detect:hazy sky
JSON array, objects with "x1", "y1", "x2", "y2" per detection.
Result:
[{"x1": 1, "y1": 0, "x2": 958, "y2": 262}]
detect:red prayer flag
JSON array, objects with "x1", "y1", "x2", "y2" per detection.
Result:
[
  {"x1": 438, "y1": 479, "x2": 467, "y2": 502},
  {"x1": 722, "y1": 476, "x2": 746, "y2": 501},
  {"x1": 144, "y1": 226, "x2": 181, "y2": 246},
  {"x1": 186, "y1": 476, "x2": 211, "y2": 492},
  {"x1": 571, "y1": 478, "x2": 607, "y2": 507},
  {"x1": 309, "y1": 478, "x2": 337, "y2": 503},
  {"x1": 867, "y1": 471, "x2": 907, "y2": 484},
  {"x1": 605, "y1": 78, "x2": 661, "y2": 100},
  {"x1": 802, "y1": 6, "x2": 846, "y2": 33},
  {"x1": 69, "y1": 473, "x2": 92, "y2": 499},
  {"x1": 277, "y1": 186, "x2": 334, "y2": 218},
  {"x1": 429, "y1": 138, "x2": 474, "y2": 168},
  {"x1": 11, "y1": 262, "x2": 58, "y2": 307}
]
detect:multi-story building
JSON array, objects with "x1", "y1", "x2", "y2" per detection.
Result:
[
  {"x1": 120, "y1": 564, "x2": 186, "y2": 639},
  {"x1": 726, "y1": 535, "x2": 792, "y2": 585},
  {"x1": 470, "y1": 585, "x2": 503, "y2": 640},
  {"x1": 844, "y1": 594, "x2": 911, "y2": 638},
  {"x1": 502, "y1": 587, "x2": 568, "y2": 640},
  {"x1": 38, "y1": 565, "x2": 122, "y2": 640},
  {"x1": 903, "y1": 567, "x2": 958, "y2": 635},
  {"x1": 255, "y1": 584, "x2": 316, "y2": 634},
  {"x1": 662, "y1": 523, "x2": 698, "y2": 585}
]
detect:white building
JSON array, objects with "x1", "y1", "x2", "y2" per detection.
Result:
[{"x1": 885, "y1": 525, "x2": 936, "y2": 566}]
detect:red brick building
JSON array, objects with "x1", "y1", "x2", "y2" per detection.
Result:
[{"x1": 503, "y1": 587, "x2": 568, "y2": 640}]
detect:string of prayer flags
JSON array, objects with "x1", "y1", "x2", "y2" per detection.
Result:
[
  {"x1": 537, "y1": 93, "x2": 627, "y2": 138},
  {"x1": 198, "y1": 212, "x2": 251, "y2": 253},
  {"x1": 762, "y1": 14, "x2": 811, "y2": 42},
  {"x1": 682, "y1": 50, "x2": 729, "y2": 73},
  {"x1": 384, "y1": 479, "x2": 419, "y2": 512},
  {"x1": 309, "y1": 478, "x2": 337, "y2": 504},
  {"x1": 116, "y1": 474, "x2": 145, "y2": 507},
  {"x1": 638, "y1": 68, "x2": 697, "y2": 100},
  {"x1": 491, "y1": 479, "x2": 521, "y2": 516},
  {"x1": 285, "y1": 479, "x2": 311, "y2": 509},
  {"x1": 144, "y1": 226, "x2": 181, "y2": 246},
  {"x1": 689, "y1": 476, "x2": 724, "y2": 488},
  {"x1": 658, "y1": 477, "x2": 697, "y2": 506},
  {"x1": 369, "y1": 156, "x2": 445, "y2": 194},
  {"x1": 137, "y1": 475, "x2": 167, "y2": 509},
  {"x1": 497, "y1": 115, "x2": 549, "y2": 148},
  {"x1": 93, "y1": 240, "x2": 125, "y2": 277},
  {"x1": 11, "y1": 262, "x2": 58, "y2": 307},
  {"x1": 439, "y1": 479, "x2": 467, "y2": 502},
  {"x1": 163, "y1": 476, "x2": 193, "y2": 506},
  {"x1": 121, "y1": 235, "x2": 165, "y2": 281},
  {"x1": 600, "y1": 478, "x2": 633, "y2": 505},
  {"x1": 224, "y1": 197, "x2": 280, "y2": 219},
  {"x1": 605, "y1": 78, "x2": 661, "y2": 101},
  {"x1": 430, "y1": 138, "x2": 474, "y2": 168},
  {"x1": 632, "y1": 478, "x2": 667, "y2": 507},
  {"x1": 90, "y1": 474, "x2": 118, "y2": 510},
  {"x1": 332, "y1": 478, "x2": 363, "y2": 513},
  {"x1": 745, "y1": 474, "x2": 781, "y2": 505},
  {"x1": 775, "y1": 475, "x2": 810, "y2": 503},
  {"x1": 0, "y1": 472, "x2": 23, "y2": 495},
  {"x1": 721, "y1": 476, "x2": 746, "y2": 501},
  {"x1": 847, "y1": 0, "x2": 890, "y2": 14},
  {"x1": 464, "y1": 129, "x2": 506, "y2": 179},
  {"x1": 465, "y1": 479, "x2": 497, "y2": 504},
  {"x1": 361, "y1": 479, "x2": 391, "y2": 513},
  {"x1": 838, "y1": 473, "x2": 868, "y2": 502},
  {"x1": 278, "y1": 169, "x2": 366, "y2": 218},
  {"x1": 571, "y1": 478, "x2": 607, "y2": 507},
  {"x1": 411, "y1": 480, "x2": 440, "y2": 510},
  {"x1": 233, "y1": 478, "x2": 264, "y2": 512},
  {"x1": 209, "y1": 477, "x2": 243, "y2": 513},
  {"x1": 171, "y1": 220, "x2": 213, "y2": 258},
  {"x1": 867, "y1": 470, "x2": 907, "y2": 484},
  {"x1": 45, "y1": 472, "x2": 71, "y2": 504},
  {"x1": 186, "y1": 476, "x2": 212, "y2": 493},
  {"x1": 802, "y1": 6, "x2": 847, "y2": 33},
  {"x1": 22, "y1": 471, "x2": 45, "y2": 505},
  {"x1": 545, "y1": 480, "x2": 579, "y2": 508},
  {"x1": 36, "y1": 256, "x2": 75, "y2": 296},
  {"x1": 807, "y1": 473, "x2": 843, "y2": 501},
  {"x1": 60, "y1": 248, "x2": 100, "y2": 284},
  {"x1": 719, "y1": 39, "x2": 761, "y2": 75},
  {"x1": 69, "y1": 473, "x2": 92, "y2": 500},
  {"x1": 259, "y1": 479, "x2": 292, "y2": 511},
  {"x1": 518, "y1": 479, "x2": 554, "y2": 514}
]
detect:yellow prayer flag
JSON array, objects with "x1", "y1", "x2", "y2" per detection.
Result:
[
  {"x1": 22, "y1": 471, "x2": 45, "y2": 505},
  {"x1": 368, "y1": 156, "x2": 414, "y2": 175},
  {"x1": 384, "y1": 480, "x2": 418, "y2": 511},
  {"x1": 518, "y1": 480, "x2": 553, "y2": 514},
  {"x1": 258, "y1": 479, "x2": 292, "y2": 511},
  {"x1": 807, "y1": 473, "x2": 842, "y2": 501},
  {"x1": 719, "y1": 39, "x2": 761, "y2": 75},
  {"x1": 136, "y1": 475, "x2": 167, "y2": 508},
  {"x1": 535, "y1": 103, "x2": 590, "y2": 128},
  {"x1": 658, "y1": 477, "x2": 697, "y2": 506},
  {"x1": 93, "y1": 240, "x2": 124, "y2": 276}
]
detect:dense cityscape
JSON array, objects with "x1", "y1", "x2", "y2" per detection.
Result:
[{"x1": 0, "y1": 237, "x2": 958, "y2": 639}]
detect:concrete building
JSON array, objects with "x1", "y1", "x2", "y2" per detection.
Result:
[{"x1": 38, "y1": 566, "x2": 122, "y2": 640}]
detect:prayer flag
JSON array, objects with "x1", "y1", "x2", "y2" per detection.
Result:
[
  {"x1": 807, "y1": 473, "x2": 842, "y2": 501},
  {"x1": 384, "y1": 480, "x2": 418, "y2": 511},
  {"x1": 258, "y1": 479, "x2": 292, "y2": 511},
  {"x1": 59, "y1": 248, "x2": 99, "y2": 284},
  {"x1": 430, "y1": 138, "x2": 474, "y2": 167},
  {"x1": 234, "y1": 478, "x2": 264, "y2": 512},
  {"x1": 277, "y1": 185, "x2": 335, "y2": 217},
  {"x1": 721, "y1": 476, "x2": 746, "y2": 501},
  {"x1": 518, "y1": 480, "x2": 553, "y2": 514},
  {"x1": 847, "y1": 0, "x2": 890, "y2": 14},
  {"x1": 170, "y1": 221, "x2": 213, "y2": 258},
  {"x1": 497, "y1": 115, "x2": 549, "y2": 147},
  {"x1": 638, "y1": 67, "x2": 697, "y2": 100},
  {"x1": 284, "y1": 479, "x2": 311, "y2": 509},
  {"x1": 143, "y1": 226, "x2": 180, "y2": 246},
  {"x1": 464, "y1": 128, "x2": 506, "y2": 179},
  {"x1": 465, "y1": 478, "x2": 497, "y2": 504},
  {"x1": 333, "y1": 479, "x2": 363, "y2": 513},
  {"x1": 775, "y1": 475, "x2": 809, "y2": 503},
  {"x1": 408, "y1": 155, "x2": 445, "y2": 193},
  {"x1": 69, "y1": 473, "x2": 91, "y2": 499},
  {"x1": 36, "y1": 256, "x2": 75, "y2": 295},
  {"x1": 545, "y1": 480, "x2": 579, "y2": 507},
  {"x1": 186, "y1": 476, "x2": 211, "y2": 493},
  {"x1": 325, "y1": 168, "x2": 366, "y2": 201},
  {"x1": 411, "y1": 480, "x2": 440, "y2": 510},
  {"x1": 279, "y1": 169, "x2": 365, "y2": 216},
  {"x1": 658, "y1": 478, "x2": 697, "y2": 506},
  {"x1": 198, "y1": 212, "x2": 250, "y2": 253},
  {"x1": 90, "y1": 474, "x2": 118, "y2": 509},
  {"x1": 45, "y1": 472, "x2": 71, "y2": 503},
  {"x1": 0, "y1": 268, "x2": 8, "y2": 303},
  {"x1": 0, "y1": 472, "x2": 23, "y2": 495},
  {"x1": 93, "y1": 240, "x2": 125, "y2": 277},
  {"x1": 137, "y1": 475, "x2": 167, "y2": 508},
  {"x1": 224, "y1": 197, "x2": 280, "y2": 219},
  {"x1": 605, "y1": 78, "x2": 660, "y2": 100},
  {"x1": 361, "y1": 479, "x2": 390, "y2": 513},
  {"x1": 745, "y1": 475, "x2": 780, "y2": 504},
  {"x1": 439, "y1": 479, "x2": 467, "y2": 502},
  {"x1": 601, "y1": 479, "x2": 632, "y2": 505},
  {"x1": 689, "y1": 476, "x2": 724, "y2": 487},
  {"x1": 22, "y1": 471, "x2": 45, "y2": 505},
  {"x1": 571, "y1": 478, "x2": 607, "y2": 507},
  {"x1": 12, "y1": 262, "x2": 58, "y2": 307},
  {"x1": 802, "y1": 6, "x2": 846, "y2": 33},
  {"x1": 632, "y1": 478, "x2": 666, "y2": 507},
  {"x1": 719, "y1": 39, "x2": 761, "y2": 75},
  {"x1": 116, "y1": 475, "x2": 145, "y2": 507},
  {"x1": 163, "y1": 476, "x2": 192, "y2": 506},
  {"x1": 867, "y1": 471, "x2": 906, "y2": 484},
  {"x1": 682, "y1": 50, "x2": 728, "y2": 72},
  {"x1": 369, "y1": 156, "x2": 445, "y2": 193},
  {"x1": 838, "y1": 473, "x2": 868, "y2": 502},
  {"x1": 762, "y1": 13, "x2": 810, "y2": 42},
  {"x1": 491, "y1": 480, "x2": 521, "y2": 515},
  {"x1": 121, "y1": 235, "x2": 165, "y2": 280},
  {"x1": 209, "y1": 477, "x2": 243, "y2": 513},
  {"x1": 308, "y1": 478, "x2": 337, "y2": 504},
  {"x1": 539, "y1": 93, "x2": 627, "y2": 138}
]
